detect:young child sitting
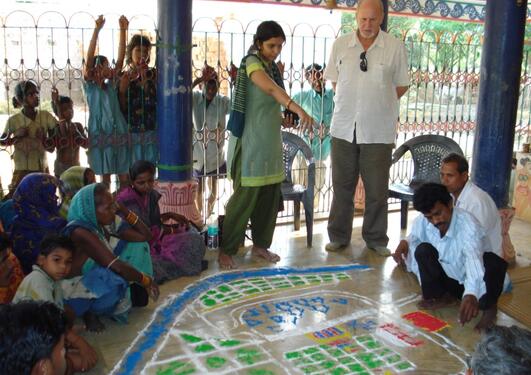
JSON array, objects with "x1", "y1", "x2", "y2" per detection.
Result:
[
  {"x1": 51, "y1": 89, "x2": 89, "y2": 177},
  {"x1": 13, "y1": 235, "x2": 97, "y2": 373},
  {"x1": 0, "y1": 301, "x2": 68, "y2": 375}
]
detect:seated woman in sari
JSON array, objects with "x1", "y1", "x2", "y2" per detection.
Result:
[
  {"x1": 59, "y1": 166, "x2": 96, "y2": 218},
  {"x1": 0, "y1": 227, "x2": 24, "y2": 304},
  {"x1": 62, "y1": 183, "x2": 159, "y2": 331},
  {"x1": 10, "y1": 173, "x2": 66, "y2": 274},
  {"x1": 116, "y1": 160, "x2": 206, "y2": 284}
]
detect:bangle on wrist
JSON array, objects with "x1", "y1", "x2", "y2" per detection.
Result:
[
  {"x1": 140, "y1": 273, "x2": 152, "y2": 288},
  {"x1": 126, "y1": 212, "x2": 139, "y2": 226},
  {"x1": 286, "y1": 98, "x2": 293, "y2": 111},
  {"x1": 107, "y1": 257, "x2": 119, "y2": 270}
]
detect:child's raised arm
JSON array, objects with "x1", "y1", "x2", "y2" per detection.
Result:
[
  {"x1": 83, "y1": 15, "x2": 105, "y2": 80},
  {"x1": 51, "y1": 87, "x2": 60, "y2": 119},
  {"x1": 115, "y1": 16, "x2": 129, "y2": 73}
]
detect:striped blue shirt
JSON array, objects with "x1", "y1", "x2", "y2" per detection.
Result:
[{"x1": 405, "y1": 207, "x2": 487, "y2": 299}]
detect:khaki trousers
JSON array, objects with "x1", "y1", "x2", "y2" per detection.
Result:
[{"x1": 327, "y1": 136, "x2": 393, "y2": 247}]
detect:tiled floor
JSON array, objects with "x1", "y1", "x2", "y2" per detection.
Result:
[{"x1": 83, "y1": 210, "x2": 531, "y2": 374}]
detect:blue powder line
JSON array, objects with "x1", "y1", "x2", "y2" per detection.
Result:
[{"x1": 116, "y1": 264, "x2": 369, "y2": 374}]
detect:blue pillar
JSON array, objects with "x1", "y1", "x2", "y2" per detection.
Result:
[
  {"x1": 157, "y1": 0, "x2": 193, "y2": 182},
  {"x1": 155, "y1": 0, "x2": 201, "y2": 226},
  {"x1": 381, "y1": 0, "x2": 388, "y2": 32},
  {"x1": 472, "y1": 0, "x2": 527, "y2": 207}
]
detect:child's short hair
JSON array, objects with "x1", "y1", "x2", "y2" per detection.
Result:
[
  {"x1": 129, "y1": 160, "x2": 156, "y2": 181},
  {"x1": 126, "y1": 34, "x2": 152, "y2": 64},
  {"x1": 205, "y1": 77, "x2": 219, "y2": 89},
  {"x1": 12, "y1": 80, "x2": 38, "y2": 109},
  {"x1": 0, "y1": 301, "x2": 68, "y2": 375},
  {"x1": 90, "y1": 54, "x2": 109, "y2": 69},
  {"x1": 40, "y1": 235, "x2": 75, "y2": 257},
  {"x1": 0, "y1": 232, "x2": 11, "y2": 251},
  {"x1": 51, "y1": 95, "x2": 73, "y2": 117}
]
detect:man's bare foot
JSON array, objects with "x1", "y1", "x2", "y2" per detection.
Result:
[
  {"x1": 252, "y1": 246, "x2": 280, "y2": 263},
  {"x1": 218, "y1": 252, "x2": 237, "y2": 270},
  {"x1": 417, "y1": 293, "x2": 458, "y2": 310},
  {"x1": 83, "y1": 312, "x2": 105, "y2": 332},
  {"x1": 475, "y1": 305, "x2": 497, "y2": 332}
]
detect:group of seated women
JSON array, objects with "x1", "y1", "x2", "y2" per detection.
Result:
[{"x1": 0, "y1": 161, "x2": 206, "y2": 333}]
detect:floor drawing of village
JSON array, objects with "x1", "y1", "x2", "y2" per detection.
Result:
[{"x1": 110, "y1": 265, "x2": 469, "y2": 375}]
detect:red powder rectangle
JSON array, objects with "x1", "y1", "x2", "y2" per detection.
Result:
[{"x1": 402, "y1": 311, "x2": 449, "y2": 332}]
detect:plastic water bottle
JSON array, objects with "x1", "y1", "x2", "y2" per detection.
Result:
[{"x1": 207, "y1": 214, "x2": 219, "y2": 250}]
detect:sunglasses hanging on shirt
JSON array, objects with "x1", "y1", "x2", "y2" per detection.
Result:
[{"x1": 360, "y1": 51, "x2": 368, "y2": 72}]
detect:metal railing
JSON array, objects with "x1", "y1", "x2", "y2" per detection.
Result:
[{"x1": 1, "y1": 13, "x2": 529, "y2": 221}]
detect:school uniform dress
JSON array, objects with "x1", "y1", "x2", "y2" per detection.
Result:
[
  {"x1": 83, "y1": 81, "x2": 129, "y2": 175},
  {"x1": 3, "y1": 110, "x2": 57, "y2": 192}
]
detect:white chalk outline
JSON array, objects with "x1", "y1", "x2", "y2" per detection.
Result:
[{"x1": 111, "y1": 266, "x2": 468, "y2": 375}]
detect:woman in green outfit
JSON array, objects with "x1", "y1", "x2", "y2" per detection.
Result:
[{"x1": 220, "y1": 21, "x2": 315, "y2": 269}]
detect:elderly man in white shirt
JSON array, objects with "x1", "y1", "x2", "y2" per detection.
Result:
[
  {"x1": 392, "y1": 183, "x2": 507, "y2": 331},
  {"x1": 323, "y1": 0, "x2": 410, "y2": 255}
]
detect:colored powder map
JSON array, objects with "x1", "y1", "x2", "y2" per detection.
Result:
[{"x1": 109, "y1": 265, "x2": 469, "y2": 374}]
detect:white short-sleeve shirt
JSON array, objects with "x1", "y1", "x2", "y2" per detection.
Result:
[
  {"x1": 455, "y1": 181, "x2": 502, "y2": 257},
  {"x1": 192, "y1": 91, "x2": 231, "y2": 173},
  {"x1": 324, "y1": 30, "x2": 409, "y2": 144}
]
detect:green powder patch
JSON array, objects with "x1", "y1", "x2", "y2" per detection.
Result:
[
  {"x1": 235, "y1": 347, "x2": 263, "y2": 365},
  {"x1": 396, "y1": 361, "x2": 413, "y2": 370},
  {"x1": 180, "y1": 333, "x2": 203, "y2": 343},
  {"x1": 285, "y1": 351, "x2": 302, "y2": 360},
  {"x1": 195, "y1": 343, "x2": 216, "y2": 353},
  {"x1": 202, "y1": 298, "x2": 217, "y2": 307},
  {"x1": 219, "y1": 339, "x2": 241, "y2": 347},
  {"x1": 330, "y1": 367, "x2": 349, "y2": 375},
  {"x1": 205, "y1": 356, "x2": 227, "y2": 369},
  {"x1": 247, "y1": 369, "x2": 276, "y2": 375},
  {"x1": 156, "y1": 360, "x2": 196, "y2": 375}
]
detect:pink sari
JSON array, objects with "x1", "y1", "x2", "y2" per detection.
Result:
[{"x1": 116, "y1": 187, "x2": 206, "y2": 283}]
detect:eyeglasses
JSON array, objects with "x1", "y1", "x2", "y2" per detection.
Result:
[{"x1": 360, "y1": 51, "x2": 368, "y2": 72}]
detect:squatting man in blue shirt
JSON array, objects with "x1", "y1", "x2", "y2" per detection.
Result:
[{"x1": 392, "y1": 183, "x2": 508, "y2": 331}]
